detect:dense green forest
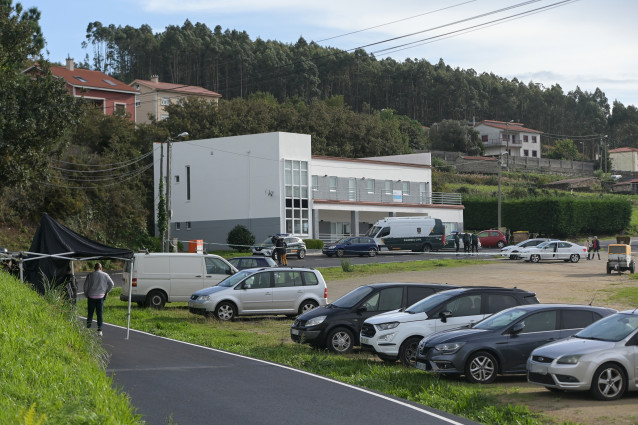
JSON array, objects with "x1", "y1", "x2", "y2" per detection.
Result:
[{"x1": 81, "y1": 20, "x2": 638, "y2": 155}]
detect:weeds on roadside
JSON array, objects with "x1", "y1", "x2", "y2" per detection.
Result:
[{"x1": 340, "y1": 259, "x2": 354, "y2": 272}]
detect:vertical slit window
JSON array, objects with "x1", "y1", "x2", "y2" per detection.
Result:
[{"x1": 186, "y1": 166, "x2": 191, "y2": 201}]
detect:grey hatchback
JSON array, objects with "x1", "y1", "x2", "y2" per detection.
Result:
[{"x1": 416, "y1": 304, "x2": 616, "y2": 383}]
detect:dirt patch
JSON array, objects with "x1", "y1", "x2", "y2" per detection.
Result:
[{"x1": 325, "y1": 255, "x2": 638, "y2": 425}]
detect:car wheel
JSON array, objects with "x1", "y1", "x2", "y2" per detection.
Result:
[
  {"x1": 327, "y1": 327, "x2": 354, "y2": 354},
  {"x1": 298, "y1": 249, "x2": 306, "y2": 259},
  {"x1": 377, "y1": 354, "x2": 398, "y2": 363},
  {"x1": 399, "y1": 337, "x2": 421, "y2": 367},
  {"x1": 497, "y1": 241, "x2": 505, "y2": 248},
  {"x1": 336, "y1": 249, "x2": 344, "y2": 258},
  {"x1": 607, "y1": 265, "x2": 612, "y2": 275},
  {"x1": 298, "y1": 300, "x2": 318, "y2": 315},
  {"x1": 421, "y1": 244, "x2": 432, "y2": 253},
  {"x1": 590, "y1": 363, "x2": 626, "y2": 401},
  {"x1": 530, "y1": 254, "x2": 541, "y2": 263},
  {"x1": 146, "y1": 290, "x2": 166, "y2": 309},
  {"x1": 465, "y1": 351, "x2": 498, "y2": 384},
  {"x1": 368, "y1": 248, "x2": 377, "y2": 257},
  {"x1": 215, "y1": 301, "x2": 236, "y2": 321},
  {"x1": 570, "y1": 254, "x2": 580, "y2": 263},
  {"x1": 509, "y1": 253, "x2": 518, "y2": 260}
]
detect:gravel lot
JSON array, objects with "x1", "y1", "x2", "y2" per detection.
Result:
[{"x1": 325, "y1": 253, "x2": 638, "y2": 425}]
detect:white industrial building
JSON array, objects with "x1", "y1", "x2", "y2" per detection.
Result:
[{"x1": 154, "y1": 132, "x2": 464, "y2": 248}]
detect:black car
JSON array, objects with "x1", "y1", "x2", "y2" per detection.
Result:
[
  {"x1": 290, "y1": 283, "x2": 459, "y2": 353},
  {"x1": 227, "y1": 256, "x2": 277, "y2": 270},
  {"x1": 415, "y1": 304, "x2": 616, "y2": 383}
]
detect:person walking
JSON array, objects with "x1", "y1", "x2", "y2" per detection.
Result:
[
  {"x1": 585, "y1": 237, "x2": 592, "y2": 260},
  {"x1": 84, "y1": 262, "x2": 114, "y2": 336},
  {"x1": 463, "y1": 232, "x2": 471, "y2": 254},
  {"x1": 275, "y1": 236, "x2": 286, "y2": 266},
  {"x1": 453, "y1": 232, "x2": 460, "y2": 254},
  {"x1": 280, "y1": 237, "x2": 288, "y2": 266},
  {"x1": 271, "y1": 235, "x2": 280, "y2": 264},
  {"x1": 471, "y1": 232, "x2": 479, "y2": 254},
  {"x1": 592, "y1": 236, "x2": 601, "y2": 260}
]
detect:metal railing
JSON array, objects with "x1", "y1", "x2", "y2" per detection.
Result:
[{"x1": 312, "y1": 189, "x2": 462, "y2": 205}]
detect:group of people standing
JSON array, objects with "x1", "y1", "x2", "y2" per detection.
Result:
[
  {"x1": 453, "y1": 232, "x2": 480, "y2": 254},
  {"x1": 585, "y1": 236, "x2": 601, "y2": 260},
  {"x1": 271, "y1": 235, "x2": 288, "y2": 265}
]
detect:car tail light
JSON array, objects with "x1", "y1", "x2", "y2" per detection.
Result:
[
  {"x1": 132, "y1": 277, "x2": 137, "y2": 287},
  {"x1": 324, "y1": 287, "x2": 328, "y2": 299}
]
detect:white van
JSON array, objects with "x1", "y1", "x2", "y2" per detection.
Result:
[
  {"x1": 121, "y1": 253, "x2": 238, "y2": 308},
  {"x1": 365, "y1": 216, "x2": 446, "y2": 251}
]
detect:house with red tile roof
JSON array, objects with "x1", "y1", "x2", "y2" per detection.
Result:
[
  {"x1": 23, "y1": 58, "x2": 138, "y2": 122},
  {"x1": 609, "y1": 147, "x2": 638, "y2": 172},
  {"x1": 475, "y1": 120, "x2": 543, "y2": 159},
  {"x1": 129, "y1": 76, "x2": 222, "y2": 124}
]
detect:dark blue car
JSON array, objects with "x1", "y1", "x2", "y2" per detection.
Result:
[{"x1": 322, "y1": 236, "x2": 378, "y2": 257}]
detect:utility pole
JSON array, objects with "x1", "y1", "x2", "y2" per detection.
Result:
[
  {"x1": 497, "y1": 153, "x2": 507, "y2": 230},
  {"x1": 165, "y1": 132, "x2": 189, "y2": 252},
  {"x1": 159, "y1": 143, "x2": 165, "y2": 252}
]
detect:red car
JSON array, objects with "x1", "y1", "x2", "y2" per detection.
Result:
[{"x1": 476, "y1": 230, "x2": 507, "y2": 248}]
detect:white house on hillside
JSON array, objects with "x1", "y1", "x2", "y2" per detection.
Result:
[
  {"x1": 154, "y1": 132, "x2": 464, "y2": 248},
  {"x1": 475, "y1": 120, "x2": 543, "y2": 159},
  {"x1": 609, "y1": 147, "x2": 638, "y2": 172}
]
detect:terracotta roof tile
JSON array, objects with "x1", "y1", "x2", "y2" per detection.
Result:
[
  {"x1": 48, "y1": 65, "x2": 138, "y2": 93},
  {"x1": 609, "y1": 147, "x2": 638, "y2": 153},
  {"x1": 131, "y1": 79, "x2": 221, "y2": 98},
  {"x1": 475, "y1": 120, "x2": 543, "y2": 134}
]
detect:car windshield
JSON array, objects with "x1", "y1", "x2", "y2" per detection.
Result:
[
  {"x1": 333, "y1": 237, "x2": 350, "y2": 244},
  {"x1": 260, "y1": 237, "x2": 274, "y2": 245},
  {"x1": 406, "y1": 291, "x2": 457, "y2": 314},
  {"x1": 473, "y1": 307, "x2": 528, "y2": 330},
  {"x1": 332, "y1": 286, "x2": 374, "y2": 308},
  {"x1": 574, "y1": 313, "x2": 638, "y2": 342},
  {"x1": 217, "y1": 270, "x2": 254, "y2": 287},
  {"x1": 534, "y1": 241, "x2": 550, "y2": 249},
  {"x1": 365, "y1": 226, "x2": 381, "y2": 237}
]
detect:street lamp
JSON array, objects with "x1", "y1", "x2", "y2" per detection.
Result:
[
  {"x1": 497, "y1": 152, "x2": 508, "y2": 230},
  {"x1": 165, "y1": 131, "x2": 189, "y2": 252}
]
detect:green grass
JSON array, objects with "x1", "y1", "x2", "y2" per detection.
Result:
[
  {"x1": 605, "y1": 285, "x2": 638, "y2": 306},
  {"x1": 93, "y1": 285, "x2": 542, "y2": 425},
  {"x1": 317, "y1": 258, "x2": 486, "y2": 280},
  {"x1": 0, "y1": 273, "x2": 142, "y2": 425}
]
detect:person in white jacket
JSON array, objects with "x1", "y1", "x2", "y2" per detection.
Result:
[{"x1": 84, "y1": 262, "x2": 114, "y2": 336}]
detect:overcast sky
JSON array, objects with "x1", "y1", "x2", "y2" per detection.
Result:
[{"x1": 33, "y1": 0, "x2": 638, "y2": 111}]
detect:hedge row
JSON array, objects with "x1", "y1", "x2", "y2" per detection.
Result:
[{"x1": 463, "y1": 197, "x2": 632, "y2": 237}]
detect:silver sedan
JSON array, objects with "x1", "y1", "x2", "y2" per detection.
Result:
[
  {"x1": 527, "y1": 310, "x2": 638, "y2": 400},
  {"x1": 518, "y1": 240, "x2": 587, "y2": 263}
]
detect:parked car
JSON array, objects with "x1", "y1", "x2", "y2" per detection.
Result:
[
  {"x1": 322, "y1": 236, "x2": 378, "y2": 257},
  {"x1": 415, "y1": 304, "x2": 616, "y2": 383},
  {"x1": 252, "y1": 234, "x2": 307, "y2": 259},
  {"x1": 518, "y1": 240, "x2": 587, "y2": 263},
  {"x1": 121, "y1": 252, "x2": 237, "y2": 309},
  {"x1": 188, "y1": 267, "x2": 327, "y2": 321},
  {"x1": 476, "y1": 230, "x2": 507, "y2": 248},
  {"x1": 290, "y1": 283, "x2": 459, "y2": 353},
  {"x1": 527, "y1": 309, "x2": 638, "y2": 400},
  {"x1": 360, "y1": 287, "x2": 540, "y2": 366},
  {"x1": 500, "y1": 238, "x2": 552, "y2": 260},
  {"x1": 228, "y1": 256, "x2": 277, "y2": 270}
]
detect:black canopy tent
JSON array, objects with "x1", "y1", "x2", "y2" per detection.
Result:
[{"x1": 24, "y1": 213, "x2": 134, "y2": 293}]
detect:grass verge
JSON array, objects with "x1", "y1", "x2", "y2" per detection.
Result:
[{"x1": 0, "y1": 273, "x2": 142, "y2": 425}]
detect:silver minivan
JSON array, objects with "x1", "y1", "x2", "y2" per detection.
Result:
[
  {"x1": 188, "y1": 267, "x2": 328, "y2": 321},
  {"x1": 121, "y1": 253, "x2": 237, "y2": 309}
]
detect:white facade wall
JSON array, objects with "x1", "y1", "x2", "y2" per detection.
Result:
[{"x1": 610, "y1": 151, "x2": 638, "y2": 172}]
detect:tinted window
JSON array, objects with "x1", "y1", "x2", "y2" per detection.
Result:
[
  {"x1": 519, "y1": 310, "x2": 557, "y2": 333},
  {"x1": 243, "y1": 272, "x2": 271, "y2": 289},
  {"x1": 407, "y1": 286, "x2": 435, "y2": 305},
  {"x1": 487, "y1": 294, "x2": 518, "y2": 314},
  {"x1": 378, "y1": 227, "x2": 390, "y2": 237},
  {"x1": 301, "y1": 271, "x2": 319, "y2": 286},
  {"x1": 363, "y1": 287, "x2": 403, "y2": 312},
  {"x1": 446, "y1": 295, "x2": 481, "y2": 316},
  {"x1": 274, "y1": 271, "x2": 303, "y2": 287},
  {"x1": 332, "y1": 286, "x2": 373, "y2": 308},
  {"x1": 561, "y1": 310, "x2": 596, "y2": 329},
  {"x1": 206, "y1": 257, "x2": 230, "y2": 274},
  {"x1": 477, "y1": 232, "x2": 488, "y2": 238}
]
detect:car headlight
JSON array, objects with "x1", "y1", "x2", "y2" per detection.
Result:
[
  {"x1": 197, "y1": 295, "x2": 210, "y2": 301},
  {"x1": 434, "y1": 342, "x2": 465, "y2": 354},
  {"x1": 305, "y1": 315, "x2": 326, "y2": 327},
  {"x1": 328, "y1": 245, "x2": 336, "y2": 249},
  {"x1": 376, "y1": 321, "x2": 400, "y2": 331},
  {"x1": 557, "y1": 354, "x2": 582, "y2": 365}
]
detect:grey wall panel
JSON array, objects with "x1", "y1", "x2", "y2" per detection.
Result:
[{"x1": 172, "y1": 217, "x2": 280, "y2": 251}]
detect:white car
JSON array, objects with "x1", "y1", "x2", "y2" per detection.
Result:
[
  {"x1": 500, "y1": 238, "x2": 551, "y2": 260},
  {"x1": 527, "y1": 310, "x2": 638, "y2": 400},
  {"x1": 518, "y1": 240, "x2": 587, "y2": 263},
  {"x1": 359, "y1": 287, "x2": 540, "y2": 366}
]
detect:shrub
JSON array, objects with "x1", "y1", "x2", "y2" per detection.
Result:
[
  {"x1": 226, "y1": 225, "x2": 255, "y2": 251},
  {"x1": 303, "y1": 239, "x2": 324, "y2": 249},
  {"x1": 340, "y1": 259, "x2": 354, "y2": 272}
]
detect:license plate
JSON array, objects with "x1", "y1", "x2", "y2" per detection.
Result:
[
  {"x1": 360, "y1": 336, "x2": 369, "y2": 344},
  {"x1": 530, "y1": 363, "x2": 548, "y2": 374},
  {"x1": 291, "y1": 329, "x2": 299, "y2": 335},
  {"x1": 415, "y1": 361, "x2": 427, "y2": 371}
]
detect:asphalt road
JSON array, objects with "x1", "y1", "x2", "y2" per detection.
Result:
[{"x1": 102, "y1": 324, "x2": 479, "y2": 425}]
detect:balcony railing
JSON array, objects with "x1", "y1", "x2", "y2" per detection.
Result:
[{"x1": 312, "y1": 189, "x2": 462, "y2": 205}]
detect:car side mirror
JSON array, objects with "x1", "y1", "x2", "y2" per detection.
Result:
[
  {"x1": 356, "y1": 305, "x2": 367, "y2": 313},
  {"x1": 439, "y1": 310, "x2": 452, "y2": 323},
  {"x1": 510, "y1": 322, "x2": 525, "y2": 335}
]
